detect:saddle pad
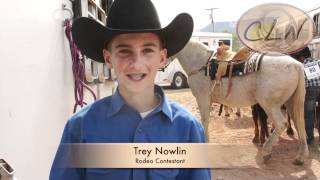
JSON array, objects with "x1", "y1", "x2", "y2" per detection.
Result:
[{"x1": 243, "y1": 53, "x2": 264, "y2": 74}]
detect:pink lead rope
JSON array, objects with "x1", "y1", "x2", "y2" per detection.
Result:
[{"x1": 64, "y1": 19, "x2": 97, "y2": 113}]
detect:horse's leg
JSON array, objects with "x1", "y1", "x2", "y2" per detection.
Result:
[
  {"x1": 260, "y1": 118, "x2": 268, "y2": 144},
  {"x1": 236, "y1": 108, "x2": 241, "y2": 117},
  {"x1": 292, "y1": 65, "x2": 309, "y2": 165},
  {"x1": 260, "y1": 106, "x2": 287, "y2": 163},
  {"x1": 224, "y1": 105, "x2": 230, "y2": 117},
  {"x1": 195, "y1": 95, "x2": 211, "y2": 140},
  {"x1": 251, "y1": 104, "x2": 260, "y2": 144},
  {"x1": 281, "y1": 105, "x2": 294, "y2": 136},
  {"x1": 286, "y1": 102, "x2": 308, "y2": 165},
  {"x1": 257, "y1": 104, "x2": 268, "y2": 144},
  {"x1": 286, "y1": 115, "x2": 294, "y2": 136},
  {"x1": 282, "y1": 66, "x2": 309, "y2": 165}
]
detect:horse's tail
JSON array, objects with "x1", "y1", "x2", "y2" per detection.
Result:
[{"x1": 291, "y1": 63, "x2": 306, "y2": 145}]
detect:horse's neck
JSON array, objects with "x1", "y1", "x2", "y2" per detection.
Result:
[{"x1": 176, "y1": 44, "x2": 212, "y2": 75}]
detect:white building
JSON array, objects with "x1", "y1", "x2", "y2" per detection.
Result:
[{"x1": 0, "y1": 0, "x2": 114, "y2": 179}]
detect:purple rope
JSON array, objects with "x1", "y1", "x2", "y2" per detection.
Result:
[{"x1": 64, "y1": 20, "x2": 97, "y2": 113}]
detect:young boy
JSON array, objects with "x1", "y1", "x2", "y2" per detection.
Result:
[{"x1": 49, "y1": 0, "x2": 211, "y2": 179}]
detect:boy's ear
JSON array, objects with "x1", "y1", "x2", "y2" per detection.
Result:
[
  {"x1": 160, "y1": 48, "x2": 168, "y2": 66},
  {"x1": 103, "y1": 49, "x2": 113, "y2": 68}
]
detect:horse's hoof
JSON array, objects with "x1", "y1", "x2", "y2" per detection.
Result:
[
  {"x1": 287, "y1": 128, "x2": 294, "y2": 136},
  {"x1": 292, "y1": 159, "x2": 304, "y2": 165},
  {"x1": 270, "y1": 128, "x2": 274, "y2": 133},
  {"x1": 252, "y1": 137, "x2": 260, "y2": 144},
  {"x1": 225, "y1": 113, "x2": 230, "y2": 117},
  {"x1": 263, "y1": 154, "x2": 272, "y2": 163},
  {"x1": 236, "y1": 112, "x2": 241, "y2": 117}
]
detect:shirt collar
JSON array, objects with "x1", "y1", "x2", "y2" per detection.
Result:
[
  {"x1": 108, "y1": 85, "x2": 173, "y2": 122},
  {"x1": 154, "y1": 85, "x2": 173, "y2": 122},
  {"x1": 109, "y1": 88, "x2": 126, "y2": 117}
]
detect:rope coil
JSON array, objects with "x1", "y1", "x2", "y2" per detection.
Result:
[{"x1": 64, "y1": 19, "x2": 97, "y2": 113}]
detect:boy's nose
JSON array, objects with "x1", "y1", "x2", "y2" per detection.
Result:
[{"x1": 130, "y1": 53, "x2": 144, "y2": 69}]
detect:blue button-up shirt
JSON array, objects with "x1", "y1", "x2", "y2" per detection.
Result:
[{"x1": 49, "y1": 86, "x2": 211, "y2": 180}]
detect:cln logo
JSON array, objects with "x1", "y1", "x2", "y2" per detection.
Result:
[{"x1": 237, "y1": 3, "x2": 315, "y2": 55}]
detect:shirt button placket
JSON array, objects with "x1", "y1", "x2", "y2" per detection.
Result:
[
  {"x1": 134, "y1": 128, "x2": 142, "y2": 141},
  {"x1": 133, "y1": 118, "x2": 144, "y2": 142}
]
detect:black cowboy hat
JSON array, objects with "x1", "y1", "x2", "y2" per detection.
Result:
[{"x1": 72, "y1": 0, "x2": 194, "y2": 63}]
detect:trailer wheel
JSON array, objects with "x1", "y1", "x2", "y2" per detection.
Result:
[{"x1": 171, "y1": 72, "x2": 187, "y2": 89}]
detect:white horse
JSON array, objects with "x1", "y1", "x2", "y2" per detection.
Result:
[{"x1": 174, "y1": 40, "x2": 308, "y2": 165}]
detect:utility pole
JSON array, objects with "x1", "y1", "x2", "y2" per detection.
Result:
[{"x1": 205, "y1": 8, "x2": 218, "y2": 32}]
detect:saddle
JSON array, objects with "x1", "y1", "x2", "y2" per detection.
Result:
[
  {"x1": 209, "y1": 46, "x2": 264, "y2": 80},
  {"x1": 208, "y1": 46, "x2": 264, "y2": 97}
]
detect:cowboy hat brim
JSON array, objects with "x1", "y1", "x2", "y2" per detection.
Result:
[{"x1": 72, "y1": 13, "x2": 193, "y2": 63}]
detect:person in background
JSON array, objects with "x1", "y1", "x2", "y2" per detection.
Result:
[{"x1": 291, "y1": 46, "x2": 320, "y2": 145}]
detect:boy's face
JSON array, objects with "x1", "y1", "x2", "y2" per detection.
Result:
[{"x1": 103, "y1": 33, "x2": 167, "y2": 94}]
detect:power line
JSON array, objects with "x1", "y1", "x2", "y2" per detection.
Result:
[{"x1": 206, "y1": 8, "x2": 218, "y2": 32}]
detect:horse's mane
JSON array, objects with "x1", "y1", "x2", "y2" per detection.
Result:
[{"x1": 175, "y1": 40, "x2": 213, "y2": 72}]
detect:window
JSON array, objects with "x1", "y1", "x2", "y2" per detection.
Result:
[
  {"x1": 87, "y1": 0, "x2": 107, "y2": 25},
  {"x1": 219, "y1": 40, "x2": 231, "y2": 46},
  {"x1": 72, "y1": 0, "x2": 114, "y2": 83}
]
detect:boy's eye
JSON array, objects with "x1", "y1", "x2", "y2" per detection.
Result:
[
  {"x1": 118, "y1": 49, "x2": 131, "y2": 55},
  {"x1": 143, "y1": 48, "x2": 155, "y2": 54}
]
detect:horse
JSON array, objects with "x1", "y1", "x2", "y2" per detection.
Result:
[
  {"x1": 251, "y1": 104, "x2": 294, "y2": 144},
  {"x1": 174, "y1": 40, "x2": 308, "y2": 165}
]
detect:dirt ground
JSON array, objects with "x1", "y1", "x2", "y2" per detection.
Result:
[{"x1": 164, "y1": 88, "x2": 320, "y2": 180}]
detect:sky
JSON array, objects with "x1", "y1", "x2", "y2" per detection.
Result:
[{"x1": 151, "y1": 0, "x2": 320, "y2": 30}]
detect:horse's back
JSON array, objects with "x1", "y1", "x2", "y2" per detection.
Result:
[{"x1": 255, "y1": 54, "x2": 302, "y2": 105}]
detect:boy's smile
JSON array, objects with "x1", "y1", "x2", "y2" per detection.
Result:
[{"x1": 126, "y1": 73, "x2": 146, "y2": 81}]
